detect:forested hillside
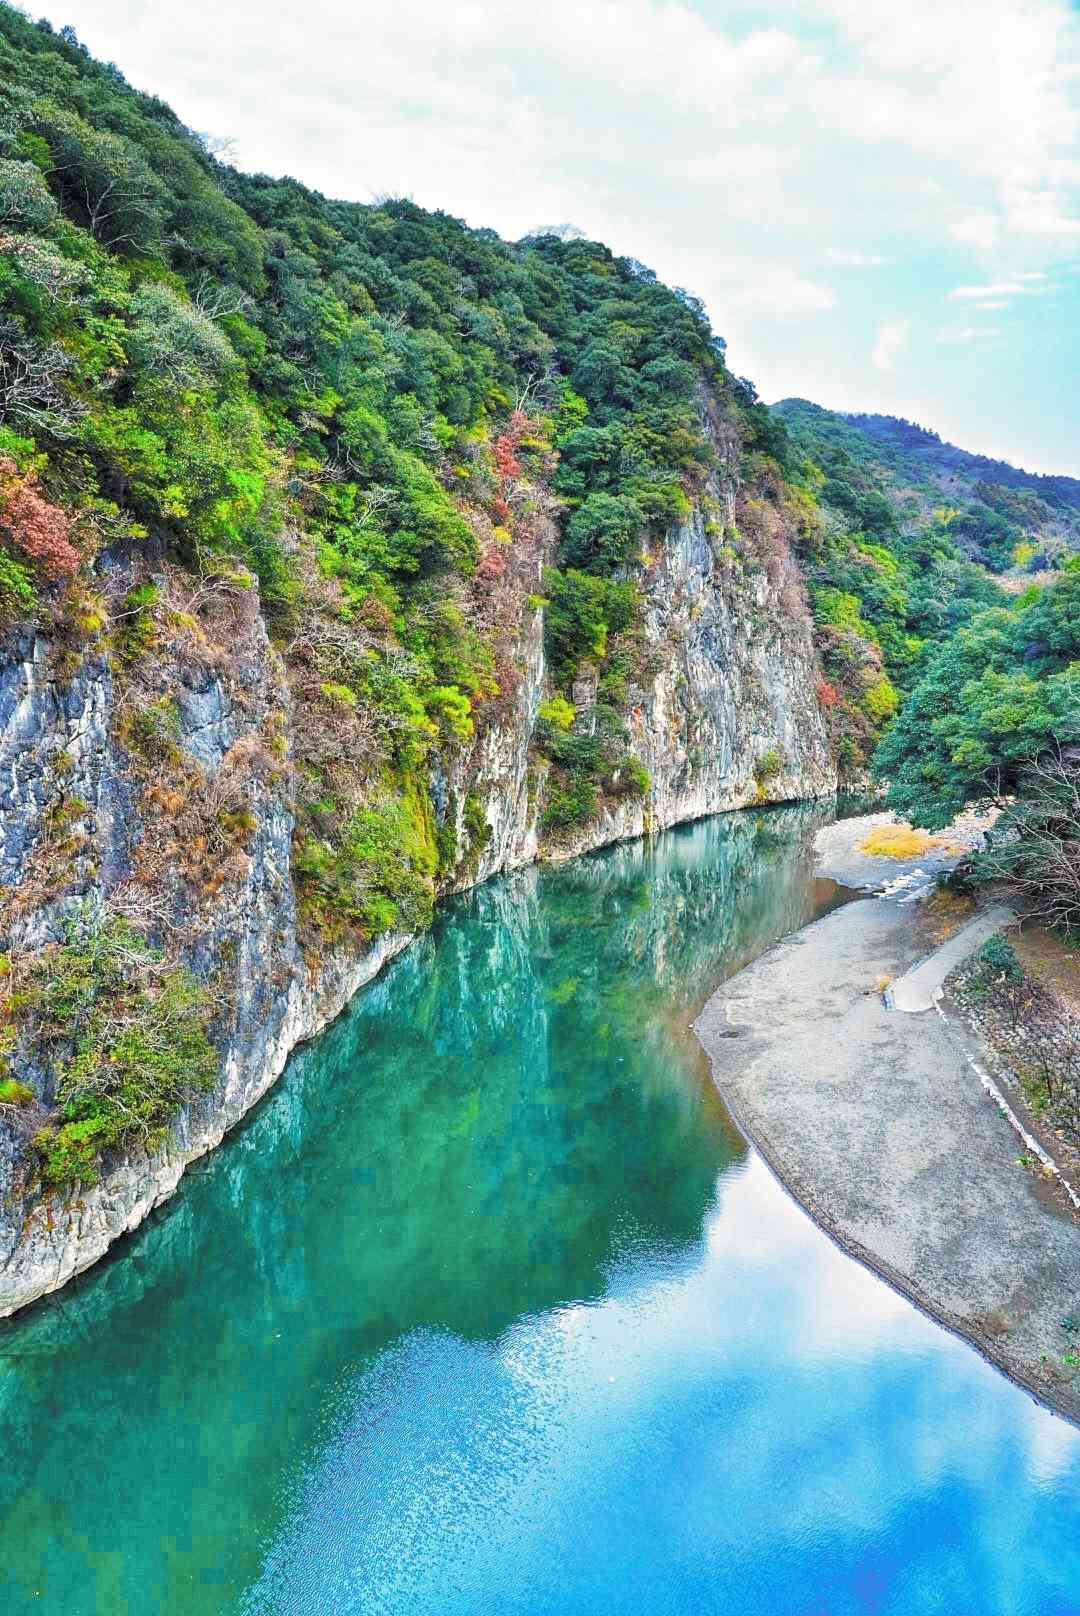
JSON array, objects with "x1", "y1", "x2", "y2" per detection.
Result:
[
  {"x1": 0, "y1": 1, "x2": 1077, "y2": 1231},
  {"x1": 846, "y1": 410, "x2": 1080, "y2": 527},
  {"x1": 765, "y1": 397, "x2": 1005, "y2": 769},
  {"x1": 0, "y1": 5, "x2": 838, "y2": 1210},
  {"x1": 777, "y1": 399, "x2": 1080, "y2": 575},
  {"x1": 773, "y1": 399, "x2": 1080, "y2": 928},
  {"x1": 0, "y1": 2, "x2": 796, "y2": 920}
]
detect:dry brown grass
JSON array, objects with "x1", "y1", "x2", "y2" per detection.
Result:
[
  {"x1": 1014, "y1": 925, "x2": 1080, "y2": 1017},
  {"x1": 998, "y1": 569, "x2": 1062, "y2": 595},
  {"x1": 858, "y1": 823, "x2": 961, "y2": 859},
  {"x1": 914, "y1": 886, "x2": 977, "y2": 949}
]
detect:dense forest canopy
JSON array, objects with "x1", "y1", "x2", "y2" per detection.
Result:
[{"x1": 0, "y1": 0, "x2": 799, "y2": 940}]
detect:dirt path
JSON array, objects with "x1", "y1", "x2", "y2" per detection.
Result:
[
  {"x1": 890, "y1": 904, "x2": 1015, "y2": 1011},
  {"x1": 693, "y1": 894, "x2": 1080, "y2": 1423}
]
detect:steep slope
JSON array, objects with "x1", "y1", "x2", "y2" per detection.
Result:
[{"x1": 0, "y1": 9, "x2": 833, "y2": 1312}]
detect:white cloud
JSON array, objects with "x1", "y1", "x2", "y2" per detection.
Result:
[
  {"x1": 939, "y1": 326, "x2": 1003, "y2": 343},
  {"x1": 872, "y1": 317, "x2": 911, "y2": 372},
  {"x1": 43, "y1": 0, "x2": 1080, "y2": 473},
  {"x1": 50, "y1": 1, "x2": 1080, "y2": 283},
  {"x1": 786, "y1": 0, "x2": 1080, "y2": 247},
  {"x1": 947, "y1": 278, "x2": 1052, "y2": 301},
  {"x1": 825, "y1": 249, "x2": 889, "y2": 267},
  {"x1": 722, "y1": 268, "x2": 837, "y2": 317},
  {"x1": 950, "y1": 212, "x2": 1001, "y2": 252},
  {"x1": 973, "y1": 300, "x2": 1009, "y2": 310}
]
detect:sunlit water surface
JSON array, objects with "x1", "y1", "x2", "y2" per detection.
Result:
[{"x1": 1, "y1": 807, "x2": 1079, "y2": 1616}]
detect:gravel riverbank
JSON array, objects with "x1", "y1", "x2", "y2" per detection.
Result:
[{"x1": 694, "y1": 823, "x2": 1080, "y2": 1423}]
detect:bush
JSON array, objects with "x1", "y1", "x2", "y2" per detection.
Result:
[
  {"x1": 113, "y1": 581, "x2": 159, "y2": 663},
  {"x1": 0, "y1": 157, "x2": 59, "y2": 232},
  {"x1": 0, "y1": 455, "x2": 80, "y2": 581},
  {"x1": 536, "y1": 709, "x2": 646, "y2": 831},
  {"x1": 966, "y1": 757, "x2": 1080, "y2": 933},
  {"x1": 975, "y1": 933, "x2": 1023, "y2": 982},
  {"x1": 462, "y1": 791, "x2": 491, "y2": 851},
  {"x1": 20, "y1": 915, "x2": 219, "y2": 1189},
  {"x1": 538, "y1": 694, "x2": 575, "y2": 731},
  {"x1": 837, "y1": 734, "x2": 861, "y2": 769},
  {"x1": 813, "y1": 587, "x2": 872, "y2": 636},
  {"x1": 319, "y1": 681, "x2": 358, "y2": 709},
  {"x1": 127, "y1": 283, "x2": 237, "y2": 389},
  {"x1": 863, "y1": 675, "x2": 899, "y2": 722},
  {"x1": 120, "y1": 697, "x2": 182, "y2": 763},
  {"x1": 543, "y1": 566, "x2": 637, "y2": 683},
  {"x1": 621, "y1": 755, "x2": 650, "y2": 797},
  {"x1": 542, "y1": 776, "x2": 600, "y2": 830},
  {"x1": 754, "y1": 746, "x2": 783, "y2": 784},
  {"x1": 293, "y1": 788, "x2": 437, "y2": 945},
  {"x1": 0, "y1": 545, "x2": 37, "y2": 617},
  {"x1": 428, "y1": 683, "x2": 473, "y2": 741},
  {"x1": 563, "y1": 492, "x2": 645, "y2": 573}
]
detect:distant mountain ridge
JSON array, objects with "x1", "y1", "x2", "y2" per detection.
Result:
[
  {"x1": 840, "y1": 412, "x2": 1080, "y2": 513},
  {"x1": 773, "y1": 399, "x2": 1080, "y2": 573}
]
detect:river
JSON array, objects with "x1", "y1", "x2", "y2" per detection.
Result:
[{"x1": 1, "y1": 805, "x2": 1079, "y2": 1615}]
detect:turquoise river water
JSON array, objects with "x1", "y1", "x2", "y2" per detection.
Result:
[{"x1": 1, "y1": 805, "x2": 1080, "y2": 1615}]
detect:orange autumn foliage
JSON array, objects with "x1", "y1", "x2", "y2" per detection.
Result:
[{"x1": 0, "y1": 456, "x2": 79, "y2": 580}]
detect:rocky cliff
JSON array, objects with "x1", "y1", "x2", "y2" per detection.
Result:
[{"x1": 0, "y1": 450, "x2": 834, "y2": 1318}]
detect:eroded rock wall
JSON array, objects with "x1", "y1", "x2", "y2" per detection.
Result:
[
  {"x1": 0, "y1": 478, "x2": 834, "y2": 1317},
  {"x1": 544, "y1": 496, "x2": 835, "y2": 860}
]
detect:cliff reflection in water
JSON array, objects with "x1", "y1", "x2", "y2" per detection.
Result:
[{"x1": 0, "y1": 803, "x2": 838, "y2": 1615}]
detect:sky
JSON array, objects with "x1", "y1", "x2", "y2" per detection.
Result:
[{"x1": 38, "y1": 0, "x2": 1080, "y2": 475}]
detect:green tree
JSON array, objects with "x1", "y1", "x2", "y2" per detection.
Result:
[
  {"x1": 563, "y1": 492, "x2": 645, "y2": 573},
  {"x1": 872, "y1": 589, "x2": 1080, "y2": 828}
]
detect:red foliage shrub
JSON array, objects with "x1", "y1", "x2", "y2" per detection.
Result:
[
  {"x1": 815, "y1": 678, "x2": 840, "y2": 708},
  {"x1": 474, "y1": 543, "x2": 508, "y2": 584},
  {"x1": 491, "y1": 410, "x2": 537, "y2": 514},
  {"x1": 493, "y1": 435, "x2": 521, "y2": 481},
  {"x1": 358, "y1": 594, "x2": 396, "y2": 638},
  {"x1": 0, "y1": 456, "x2": 79, "y2": 580}
]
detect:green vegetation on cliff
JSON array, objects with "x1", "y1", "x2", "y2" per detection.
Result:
[
  {"x1": 9, "y1": 912, "x2": 218, "y2": 1188},
  {"x1": 755, "y1": 398, "x2": 1003, "y2": 772},
  {"x1": 0, "y1": 6, "x2": 833, "y2": 1184},
  {"x1": 13, "y1": 5, "x2": 1077, "y2": 1189},
  {"x1": 0, "y1": 2, "x2": 800, "y2": 894}
]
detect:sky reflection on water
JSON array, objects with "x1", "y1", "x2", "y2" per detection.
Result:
[{"x1": 1, "y1": 806, "x2": 1079, "y2": 1616}]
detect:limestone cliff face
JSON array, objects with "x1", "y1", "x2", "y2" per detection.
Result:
[
  {"x1": 543, "y1": 498, "x2": 834, "y2": 861},
  {"x1": 0, "y1": 475, "x2": 835, "y2": 1318}
]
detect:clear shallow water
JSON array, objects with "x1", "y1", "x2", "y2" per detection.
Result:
[{"x1": 2, "y1": 806, "x2": 1079, "y2": 1616}]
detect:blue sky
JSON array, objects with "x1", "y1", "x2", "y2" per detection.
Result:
[{"x1": 43, "y1": 0, "x2": 1080, "y2": 475}]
